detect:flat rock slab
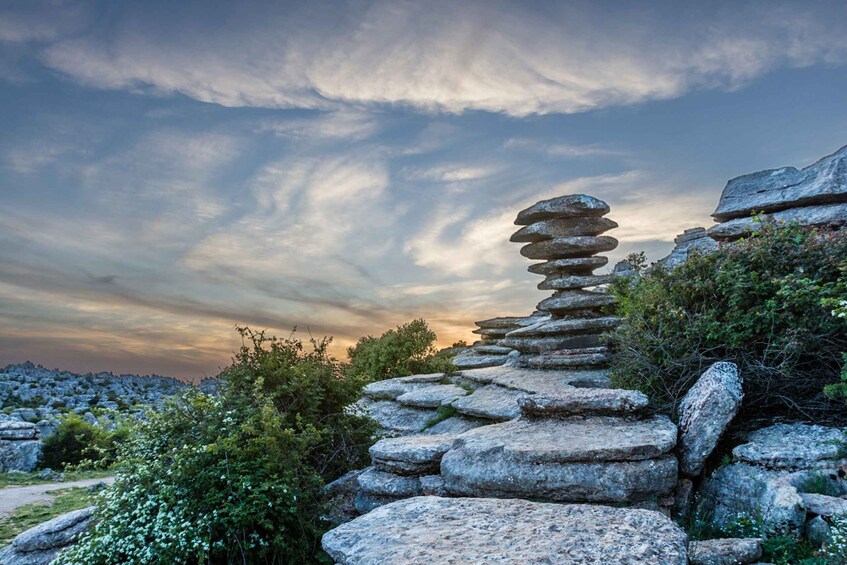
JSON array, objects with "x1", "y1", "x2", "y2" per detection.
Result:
[
  {"x1": 537, "y1": 290, "x2": 615, "y2": 313},
  {"x1": 355, "y1": 399, "x2": 438, "y2": 435},
  {"x1": 441, "y1": 417, "x2": 678, "y2": 502},
  {"x1": 12, "y1": 506, "x2": 94, "y2": 552},
  {"x1": 678, "y1": 362, "x2": 743, "y2": 476},
  {"x1": 520, "y1": 351, "x2": 610, "y2": 369},
  {"x1": 521, "y1": 236, "x2": 618, "y2": 260},
  {"x1": 528, "y1": 256, "x2": 609, "y2": 276},
  {"x1": 449, "y1": 385, "x2": 527, "y2": 421},
  {"x1": 511, "y1": 217, "x2": 619, "y2": 242},
  {"x1": 369, "y1": 434, "x2": 456, "y2": 475},
  {"x1": 506, "y1": 316, "x2": 620, "y2": 337},
  {"x1": 357, "y1": 467, "x2": 422, "y2": 498},
  {"x1": 424, "y1": 416, "x2": 486, "y2": 435},
  {"x1": 475, "y1": 314, "x2": 550, "y2": 329},
  {"x1": 458, "y1": 366, "x2": 608, "y2": 394},
  {"x1": 519, "y1": 389, "x2": 649, "y2": 418},
  {"x1": 709, "y1": 202, "x2": 847, "y2": 240},
  {"x1": 801, "y1": 493, "x2": 847, "y2": 516},
  {"x1": 515, "y1": 194, "x2": 611, "y2": 224},
  {"x1": 362, "y1": 373, "x2": 446, "y2": 400},
  {"x1": 538, "y1": 274, "x2": 614, "y2": 290},
  {"x1": 499, "y1": 334, "x2": 604, "y2": 353},
  {"x1": 396, "y1": 384, "x2": 468, "y2": 408},
  {"x1": 452, "y1": 352, "x2": 512, "y2": 369},
  {"x1": 0, "y1": 421, "x2": 38, "y2": 440},
  {"x1": 733, "y1": 423, "x2": 847, "y2": 470},
  {"x1": 323, "y1": 496, "x2": 688, "y2": 565},
  {"x1": 688, "y1": 538, "x2": 762, "y2": 565}
]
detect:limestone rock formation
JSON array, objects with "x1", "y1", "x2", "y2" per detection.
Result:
[
  {"x1": 0, "y1": 421, "x2": 42, "y2": 472},
  {"x1": 688, "y1": 538, "x2": 762, "y2": 565},
  {"x1": 677, "y1": 362, "x2": 743, "y2": 476},
  {"x1": 733, "y1": 423, "x2": 847, "y2": 470},
  {"x1": 322, "y1": 497, "x2": 688, "y2": 565},
  {"x1": 0, "y1": 507, "x2": 94, "y2": 564},
  {"x1": 658, "y1": 227, "x2": 719, "y2": 269},
  {"x1": 504, "y1": 194, "x2": 620, "y2": 369},
  {"x1": 709, "y1": 145, "x2": 847, "y2": 240}
]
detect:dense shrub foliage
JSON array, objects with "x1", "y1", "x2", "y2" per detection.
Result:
[
  {"x1": 40, "y1": 413, "x2": 129, "y2": 470},
  {"x1": 346, "y1": 319, "x2": 456, "y2": 382},
  {"x1": 59, "y1": 328, "x2": 376, "y2": 564},
  {"x1": 609, "y1": 223, "x2": 847, "y2": 427}
]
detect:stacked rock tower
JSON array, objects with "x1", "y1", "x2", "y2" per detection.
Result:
[{"x1": 502, "y1": 194, "x2": 620, "y2": 369}]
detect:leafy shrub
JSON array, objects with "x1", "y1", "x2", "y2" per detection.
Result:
[
  {"x1": 40, "y1": 413, "x2": 129, "y2": 470},
  {"x1": 60, "y1": 327, "x2": 375, "y2": 564},
  {"x1": 609, "y1": 223, "x2": 847, "y2": 427},
  {"x1": 346, "y1": 319, "x2": 455, "y2": 383}
]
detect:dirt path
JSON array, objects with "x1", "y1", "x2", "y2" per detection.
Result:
[{"x1": 0, "y1": 477, "x2": 115, "y2": 517}]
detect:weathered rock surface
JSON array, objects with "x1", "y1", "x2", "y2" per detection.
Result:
[
  {"x1": 449, "y1": 385, "x2": 527, "y2": 421},
  {"x1": 441, "y1": 417, "x2": 678, "y2": 502},
  {"x1": 369, "y1": 434, "x2": 456, "y2": 475},
  {"x1": 518, "y1": 388, "x2": 649, "y2": 418},
  {"x1": 0, "y1": 439, "x2": 41, "y2": 473},
  {"x1": 322, "y1": 497, "x2": 688, "y2": 565},
  {"x1": 688, "y1": 538, "x2": 762, "y2": 565},
  {"x1": 527, "y1": 256, "x2": 609, "y2": 275},
  {"x1": 452, "y1": 351, "x2": 514, "y2": 369},
  {"x1": 538, "y1": 273, "x2": 614, "y2": 290},
  {"x1": 678, "y1": 362, "x2": 743, "y2": 476},
  {"x1": 801, "y1": 492, "x2": 847, "y2": 517},
  {"x1": 537, "y1": 290, "x2": 615, "y2": 313},
  {"x1": 521, "y1": 236, "x2": 618, "y2": 259},
  {"x1": 709, "y1": 202, "x2": 847, "y2": 240},
  {"x1": 510, "y1": 216, "x2": 619, "y2": 242},
  {"x1": 733, "y1": 423, "x2": 847, "y2": 470},
  {"x1": 357, "y1": 467, "x2": 422, "y2": 497},
  {"x1": 0, "y1": 421, "x2": 38, "y2": 440},
  {"x1": 713, "y1": 145, "x2": 847, "y2": 220},
  {"x1": 499, "y1": 334, "x2": 604, "y2": 353},
  {"x1": 515, "y1": 194, "x2": 611, "y2": 224},
  {"x1": 423, "y1": 416, "x2": 485, "y2": 435},
  {"x1": 361, "y1": 373, "x2": 445, "y2": 400},
  {"x1": 506, "y1": 316, "x2": 620, "y2": 337},
  {"x1": 395, "y1": 384, "x2": 468, "y2": 408},
  {"x1": 353, "y1": 399, "x2": 437, "y2": 435},
  {"x1": 0, "y1": 506, "x2": 95, "y2": 565},
  {"x1": 521, "y1": 349, "x2": 610, "y2": 369},
  {"x1": 658, "y1": 227, "x2": 719, "y2": 269}
]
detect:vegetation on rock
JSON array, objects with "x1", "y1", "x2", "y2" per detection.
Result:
[{"x1": 609, "y1": 222, "x2": 847, "y2": 427}]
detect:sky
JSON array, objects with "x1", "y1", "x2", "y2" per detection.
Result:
[{"x1": 1, "y1": 0, "x2": 846, "y2": 380}]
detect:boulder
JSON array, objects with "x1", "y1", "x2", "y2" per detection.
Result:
[
  {"x1": 369, "y1": 434, "x2": 456, "y2": 476},
  {"x1": 395, "y1": 384, "x2": 468, "y2": 408},
  {"x1": 452, "y1": 351, "x2": 513, "y2": 369},
  {"x1": 362, "y1": 373, "x2": 445, "y2": 400},
  {"x1": 688, "y1": 538, "x2": 762, "y2": 565},
  {"x1": 677, "y1": 362, "x2": 743, "y2": 476},
  {"x1": 357, "y1": 467, "x2": 422, "y2": 498},
  {"x1": 800, "y1": 492, "x2": 847, "y2": 517},
  {"x1": 518, "y1": 389, "x2": 649, "y2": 418},
  {"x1": 658, "y1": 227, "x2": 719, "y2": 269},
  {"x1": 733, "y1": 423, "x2": 847, "y2": 470},
  {"x1": 0, "y1": 507, "x2": 95, "y2": 565},
  {"x1": 521, "y1": 349, "x2": 610, "y2": 369},
  {"x1": 322, "y1": 497, "x2": 688, "y2": 565},
  {"x1": 510, "y1": 216, "x2": 619, "y2": 242},
  {"x1": 712, "y1": 145, "x2": 847, "y2": 221},
  {"x1": 499, "y1": 334, "x2": 605, "y2": 353},
  {"x1": 709, "y1": 202, "x2": 847, "y2": 240},
  {"x1": 424, "y1": 416, "x2": 485, "y2": 435},
  {"x1": 354, "y1": 491, "x2": 400, "y2": 514},
  {"x1": 449, "y1": 385, "x2": 527, "y2": 421},
  {"x1": 474, "y1": 314, "x2": 550, "y2": 329},
  {"x1": 0, "y1": 439, "x2": 41, "y2": 473},
  {"x1": 520, "y1": 236, "x2": 618, "y2": 260},
  {"x1": 515, "y1": 194, "x2": 611, "y2": 225},
  {"x1": 353, "y1": 399, "x2": 438, "y2": 435},
  {"x1": 527, "y1": 256, "x2": 609, "y2": 275},
  {"x1": 505, "y1": 316, "x2": 620, "y2": 337}
]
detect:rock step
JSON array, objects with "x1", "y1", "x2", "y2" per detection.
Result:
[
  {"x1": 499, "y1": 334, "x2": 605, "y2": 353},
  {"x1": 505, "y1": 316, "x2": 620, "y2": 337},
  {"x1": 537, "y1": 290, "x2": 615, "y2": 313},
  {"x1": 520, "y1": 236, "x2": 618, "y2": 260},
  {"x1": 369, "y1": 434, "x2": 456, "y2": 476},
  {"x1": 353, "y1": 399, "x2": 438, "y2": 435},
  {"x1": 515, "y1": 194, "x2": 611, "y2": 225},
  {"x1": 449, "y1": 385, "x2": 526, "y2": 421},
  {"x1": 527, "y1": 256, "x2": 609, "y2": 276},
  {"x1": 472, "y1": 344, "x2": 515, "y2": 355},
  {"x1": 358, "y1": 467, "x2": 423, "y2": 498},
  {"x1": 538, "y1": 273, "x2": 614, "y2": 290},
  {"x1": 474, "y1": 313, "x2": 550, "y2": 329},
  {"x1": 457, "y1": 366, "x2": 609, "y2": 393},
  {"x1": 520, "y1": 349, "x2": 610, "y2": 369},
  {"x1": 732, "y1": 423, "x2": 847, "y2": 470},
  {"x1": 518, "y1": 389, "x2": 649, "y2": 418},
  {"x1": 395, "y1": 384, "x2": 468, "y2": 408},
  {"x1": 510, "y1": 216, "x2": 619, "y2": 242},
  {"x1": 688, "y1": 538, "x2": 763, "y2": 565},
  {"x1": 441, "y1": 416, "x2": 678, "y2": 502},
  {"x1": 424, "y1": 416, "x2": 486, "y2": 435},
  {"x1": 452, "y1": 351, "x2": 513, "y2": 369},
  {"x1": 322, "y1": 497, "x2": 688, "y2": 565},
  {"x1": 801, "y1": 492, "x2": 847, "y2": 517},
  {"x1": 362, "y1": 373, "x2": 446, "y2": 400}
]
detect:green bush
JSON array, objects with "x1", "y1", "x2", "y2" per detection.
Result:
[
  {"x1": 40, "y1": 413, "x2": 129, "y2": 470},
  {"x1": 346, "y1": 319, "x2": 456, "y2": 382},
  {"x1": 59, "y1": 327, "x2": 376, "y2": 564},
  {"x1": 609, "y1": 223, "x2": 847, "y2": 427}
]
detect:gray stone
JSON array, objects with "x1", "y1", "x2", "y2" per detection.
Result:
[
  {"x1": 322, "y1": 497, "x2": 688, "y2": 565},
  {"x1": 452, "y1": 351, "x2": 512, "y2": 369},
  {"x1": 0, "y1": 421, "x2": 38, "y2": 440},
  {"x1": 323, "y1": 469, "x2": 365, "y2": 497},
  {"x1": 515, "y1": 194, "x2": 611, "y2": 225},
  {"x1": 474, "y1": 313, "x2": 550, "y2": 329},
  {"x1": 0, "y1": 545, "x2": 60, "y2": 565},
  {"x1": 805, "y1": 515, "x2": 832, "y2": 547},
  {"x1": 709, "y1": 202, "x2": 847, "y2": 240},
  {"x1": 801, "y1": 492, "x2": 847, "y2": 516},
  {"x1": 510, "y1": 216, "x2": 619, "y2": 242},
  {"x1": 395, "y1": 384, "x2": 468, "y2": 408},
  {"x1": 537, "y1": 290, "x2": 615, "y2": 313},
  {"x1": 499, "y1": 334, "x2": 605, "y2": 353},
  {"x1": 441, "y1": 417, "x2": 679, "y2": 502},
  {"x1": 0, "y1": 440, "x2": 40, "y2": 473},
  {"x1": 459, "y1": 365, "x2": 608, "y2": 393},
  {"x1": 678, "y1": 362, "x2": 743, "y2": 476},
  {"x1": 369, "y1": 434, "x2": 456, "y2": 475},
  {"x1": 12, "y1": 507, "x2": 93, "y2": 553},
  {"x1": 520, "y1": 236, "x2": 618, "y2": 260},
  {"x1": 354, "y1": 491, "x2": 400, "y2": 514},
  {"x1": 688, "y1": 538, "x2": 762, "y2": 565},
  {"x1": 506, "y1": 316, "x2": 620, "y2": 337},
  {"x1": 527, "y1": 256, "x2": 609, "y2": 276},
  {"x1": 424, "y1": 416, "x2": 486, "y2": 435},
  {"x1": 323, "y1": 469, "x2": 365, "y2": 526},
  {"x1": 354, "y1": 399, "x2": 438, "y2": 435},
  {"x1": 518, "y1": 388, "x2": 649, "y2": 418},
  {"x1": 357, "y1": 467, "x2": 422, "y2": 497},
  {"x1": 449, "y1": 385, "x2": 527, "y2": 421},
  {"x1": 713, "y1": 145, "x2": 847, "y2": 221},
  {"x1": 701, "y1": 463, "x2": 806, "y2": 535},
  {"x1": 658, "y1": 228, "x2": 719, "y2": 269},
  {"x1": 538, "y1": 273, "x2": 614, "y2": 290},
  {"x1": 362, "y1": 373, "x2": 445, "y2": 400},
  {"x1": 472, "y1": 344, "x2": 514, "y2": 355},
  {"x1": 521, "y1": 349, "x2": 610, "y2": 369},
  {"x1": 419, "y1": 475, "x2": 447, "y2": 496},
  {"x1": 733, "y1": 423, "x2": 847, "y2": 470}
]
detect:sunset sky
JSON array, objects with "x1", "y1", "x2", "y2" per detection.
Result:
[{"x1": 2, "y1": 0, "x2": 846, "y2": 379}]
